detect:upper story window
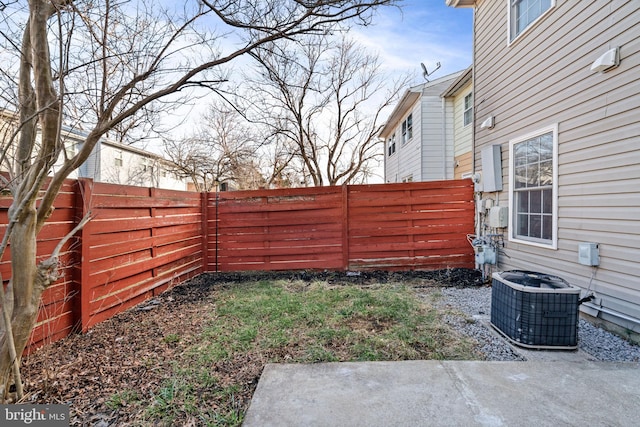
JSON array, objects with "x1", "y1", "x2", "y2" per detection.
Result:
[
  {"x1": 401, "y1": 114, "x2": 413, "y2": 144},
  {"x1": 508, "y1": 124, "x2": 558, "y2": 249},
  {"x1": 463, "y1": 92, "x2": 473, "y2": 126},
  {"x1": 387, "y1": 133, "x2": 396, "y2": 156},
  {"x1": 114, "y1": 150, "x2": 123, "y2": 167},
  {"x1": 509, "y1": 0, "x2": 553, "y2": 42}
]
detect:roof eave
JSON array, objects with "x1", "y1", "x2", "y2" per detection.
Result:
[
  {"x1": 442, "y1": 65, "x2": 473, "y2": 97},
  {"x1": 378, "y1": 90, "x2": 421, "y2": 139},
  {"x1": 446, "y1": 0, "x2": 476, "y2": 8}
]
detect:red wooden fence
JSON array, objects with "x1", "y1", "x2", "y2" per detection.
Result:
[
  {"x1": 1, "y1": 178, "x2": 474, "y2": 352},
  {"x1": 1, "y1": 178, "x2": 204, "y2": 352},
  {"x1": 205, "y1": 180, "x2": 475, "y2": 272},
  {"x1": 75, "y1": 180, "x2": 203, "y2": 331},
  {"x1": 0, "y1": 179, "x2": 80, "y2": 351}
]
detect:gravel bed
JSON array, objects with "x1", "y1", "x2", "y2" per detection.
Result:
[{"x1": 435, "y1": 286, "x2": 640, "y2": 362}]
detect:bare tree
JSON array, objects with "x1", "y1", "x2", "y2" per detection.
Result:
[
  {"x1": 0, "y1": 0, "x2": 398, "y2": 399},
  {"x1": 247, "y1": 36, "x2": 409, "y2": 186},
  {"x1": 259, "y1": 134, "x2": 302, "y2": 188},
  {"x1": 163, "y1": 100, "x2": 262, "y2": 191}
]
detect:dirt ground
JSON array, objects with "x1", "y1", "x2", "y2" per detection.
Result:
[{"x1": 21, "y1": 268, "x2": 483, "y2": 426}]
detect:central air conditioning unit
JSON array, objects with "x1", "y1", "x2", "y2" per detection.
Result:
[{"x1": 491, "y1": 270, "x2": 580, "y2": 349}]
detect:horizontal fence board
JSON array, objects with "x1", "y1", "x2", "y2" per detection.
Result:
[
  {"x1": 218, "y1": 197, "x2": 342, "y2": 214},
  {"x1": 350, "y1": 222, "x2": 475, "y2": 238},
  {"x1": 219, "y1": 258, "x2": 344, "y2": 272},
  {"x1": 217, "y1": 214, "x2": 343, "y2": 228},
  {"x1": 349, "y1": 255, "x2": 472, "y2": 271},
  {"x1": 219, "y1": 244, "x2": 342, "y2": 258},
  {"x1": 219, "y1": 230, "x2": 343, "y2": 244}
]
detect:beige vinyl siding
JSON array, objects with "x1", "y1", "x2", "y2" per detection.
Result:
[
  {"x1": 453, "y1": 83, "x2": 473, "y2": 158},
  {"x1": 452, "y1": 80, "x2": 473, "y2": 179},
  {"x1": 455, "y1": 152, "x2": 473, "y2": 179},
  {"x1": 473, "y1": 0, "x2": 640, "y2": 330}
]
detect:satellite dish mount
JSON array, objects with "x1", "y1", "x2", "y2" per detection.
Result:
[{"x1": 421, "y1": 62, "x2": 441, "y2": 82}]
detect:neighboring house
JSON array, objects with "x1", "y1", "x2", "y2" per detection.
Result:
[
  {"x1": 0, "y1": 110, "x2": 187, "y2": 190},
  {"x1": 448, "y1": 1, "x2": 640, "y2": 336},
  {"x1": 71, "y1": 135, "x2": 187, "y2": 191},
  {"x1": 380, "y1": 70, "x2": 469, "y2": 183}
]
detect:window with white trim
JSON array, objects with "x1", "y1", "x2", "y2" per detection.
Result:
[
  {"x1": 509, "y1": 0, "x2": 553, "y2": 42},
  {"x1": 509, "y1": 124, "x2": 557, "y2": 248},
  {"x1": 387, "y1": 133, "x2": 396, "y2": 156},
  {"x1": 401, "y1": 114, "x2": 413, "y2": 144},
  {"x1": 114, "y1": 149, "x2": 123, "y2": 167},
  {"x1": 463, "y1": 93, "x2": 473, "y2": 127}
]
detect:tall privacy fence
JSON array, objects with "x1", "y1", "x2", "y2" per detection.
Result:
[{"x1": 0, "y1": 178, "x2": 474, "y2": 352}]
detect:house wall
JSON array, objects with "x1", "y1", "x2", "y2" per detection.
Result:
[
  {"x1": 420, "y1": 76, "x2": 461, "y2": 181},
  {"x1": 452, "y1": 81, "x2": 473, "y2": 179},
  {"x1": 398, "y1": 102, "x2": 422, "y2": 182},
  {"x1": 382, "y1": 72, "x2": 463, "y2": 183},
  {"x1": 82, "y1": 141, "x2": 186, "y2": 190},
  {"x1": 473, "y1": 0, "x2": 640, "y2": 331},
  {"x1": 0, "y1": 113, "x2": 187, "y2": 191},
  {"x1": 385, "y1": 101, "x2": 422, "y2": 183}
]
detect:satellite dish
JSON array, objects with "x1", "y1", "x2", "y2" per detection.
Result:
[{"x1": 421, "y1": 62, "x2": 441, "y2": 82}]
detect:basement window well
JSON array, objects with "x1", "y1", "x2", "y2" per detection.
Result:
[{"x1": 491, "y1": 270, "x2": 580, "y2": 349}]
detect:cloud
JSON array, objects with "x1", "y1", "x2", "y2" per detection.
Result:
[{"x1": 350, "y1": 1, "x2": 473, "y2": 79}]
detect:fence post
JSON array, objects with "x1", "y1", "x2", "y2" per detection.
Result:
[
  {"x1": 149, "y1": 187, "x2": 158, "y2": 279},
  {"x1": 341, "y1": 184, "x2": 349, "y2": 271},
  {"x1": 74, "y1": 178, "x2": 93, "y2": 333},
  {"x1": 201, "y1": 192, "x2": 209, "y2": 272}
]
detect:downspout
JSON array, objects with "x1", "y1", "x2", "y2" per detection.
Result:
[
  {"x1": 471, "y1": 7, "x2": 482, "y2": 269},
  {"x1": 441, "y1": 97, "x2": 447, "y2": 180}
]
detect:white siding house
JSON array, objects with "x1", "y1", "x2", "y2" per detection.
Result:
[
  {"x1": 0, "y1": 111, "x2": 187, "y2": 190},
  {"x1": 448, "y1": 0, "x2": 640, "y2": 338},
  {"x1": 380, "y1": 71, "x2": 466, "y2": 183},
  {"x1": 72, "y1": 136, "x2": 187, "y2": 190}
]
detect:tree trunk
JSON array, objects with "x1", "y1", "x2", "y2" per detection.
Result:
[{"x1": 0, "y1": 204, "x2": 47, "y2": 400}]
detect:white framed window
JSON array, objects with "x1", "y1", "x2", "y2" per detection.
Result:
[
  {"x1": 508, "y1": 124, "x2": 558, "y2": 249},
  {"x1": 508, "y1": 0, "x2": 554, "y2": 43},
  {"x1": 114, "y1": 149, "x2": 123, "y2": 167},
  {"x1": 401, "y1": 113, "x2": 413, "y2": 144},
  {"x1": 463, "y1": 92, "x2": 473, "y2": 127},
  {"x1": 402, "y1": 175, "x2": 413, "y2": 183},
  {"x1": 387, "y1": 133, "x2": 396, "y2": 156}
]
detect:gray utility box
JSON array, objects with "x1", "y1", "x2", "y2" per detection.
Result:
[{"x1": 491, "y1": 270, "x2": 580, "y2": 350}]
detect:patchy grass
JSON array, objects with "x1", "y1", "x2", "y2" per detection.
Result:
[
  {"x1": 24, "y1": 274, "x2": 482, "y2": 426},
  {"x1": 142, "y1": 280, "x2": 477, "y2": 425}
]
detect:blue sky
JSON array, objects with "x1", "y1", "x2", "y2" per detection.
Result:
[
  {"x1": 353, "y1": 0, "x2": 474, "y2": 82},
  {"x1": 146, "y1": 1, "x2": 474, "y2": 158}
]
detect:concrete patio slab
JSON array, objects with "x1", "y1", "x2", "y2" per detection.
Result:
[{"x1": 243, "y1": 360, "x2": 640, "y2": 426}]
